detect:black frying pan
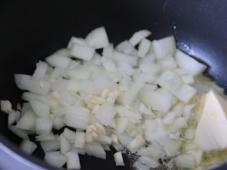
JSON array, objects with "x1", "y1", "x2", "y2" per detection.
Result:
[{"x1": 0, "y1": 0, "x2": 227, "y2": 169}]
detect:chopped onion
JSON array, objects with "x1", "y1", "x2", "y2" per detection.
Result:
[
  {"x1": 116, "y1": 117, "x2": 128, "y2": 134},
  {"x1": 129, "y1": 30, "x2": 151, "y2": 46},
  {"x1": 70, "y1": 43, "x2": 95, "y2": 61},
  {"x1": 15, "y1": 74, "x2": 50, "y2": 95},
  {"x1": 138, "y1": 39, "x2": 151, "y2": 57},
  {"x1": 45, "y1": 151, "x2": 66, "y2": 168},
  {"x1": 8, "y1": 110, "x2": 20, "y2": 125},
  {"x1": 95, "y1": 102, "x2": 116, "y2": 126},
  {"x1": 175, "y1": 154, "x2": 196, "y2": 169},
  {"x1": 35, "y1": 117, "x2": 52, "y2": 135},
  {"x1": 152, "y1": 36, "x2": 176, "y2": 59},
  {"x1": 32, "y1": 61, "x2": 48, "y2": 79},
  {"x1": 41, "y1": 140, "x2": 60, "y2": 152},
  {"x1": 134, "y1": 156, "x2": 160, "y2": 170},
  {"x1": 46, "y1": 49, "x2": 70, "y2": 69},
  {"x1": 86, "y1": 27, "x2": 109, "y2": 49},
  {"x1": 20, "y1": 140, "x2": 37, "y2": 154},
  {"x1": 0, "y1": 100, "x2": 12, "y2": 113},
  {"x1": 64, "y1": 107, "x2": 90, "y2": 129},
  {"x1": 65, "y1": 151, "x2": 81, "y2": 169},
  {"x1": 116, "y1": 40, "x2": 137, "y2": 55},
  {"x1": 36, "y1": 132, "x2": 56, "y2": 141},
  {"x1": 53, "y1": 116, "x2": 64, "y2": 130},
  {"x1": 62, "y1": 128, "x2": 76, "y2": 144},
  {"x1": 16, "y1": 111, "x2": 36, "y2": 131},
  {"x1": 74, "y1": 131, "x2": 85, "y2": 148},
  {"x1": 127, "y1": 135, "x2": 145, "y2": 153},
  {"x1": 140, "y1": 88, "x2": 176, "y2": 113},
  {"x1": 60, "y1": 134, "x2": 71, "y2": 154},
  {"x1": 29, "y1": 100, "x2": 50, "y2": 117},
  {"x1": 175, "y1": 50, "x2": 206, "y2": 76},
  {"x1": 3, "y1": 27, "x2": 224, "y2": 170},
  {"x1": 67, "y1": 37, "x2": 87, "y2": 48},
  {"x1": 114, "y1": 151, "x2": 124, "y2": 166},
  {"x1": 85, "y1": 143, "x2": 106, "y2": 159},
  {"x1": 102, "y1": 44, "x2": 114, "y2": 58}
]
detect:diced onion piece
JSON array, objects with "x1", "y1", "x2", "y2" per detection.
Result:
[
  {"x1": 116, "y1": 40, "x2": 137, "y2": 55},
  {"x1": 120, "y1": 77, "x2": 145, "y2": 105},
  {"x1": 159, "y1": 136, "x2": 182, "y2": 156},
  {"x1": 86, "y1": 27, "x2": 109, "y2": 49},
  {"x1": 53, "y1": 116, "x2": 64, "y2": 130},
  {"x1": 35, "y1": 117, "x2": 52, "y2": 135},
  {"x1": 20, "y1": 140, "x2": 37, "y2": 154},
  {"x1": 134, "y1": 156, "x2": 159, "y2": 170},
  {"x1": 138, "y1": 143, "x2": 165, "y2": 160},
  {"x1": 158, "y1": 56, "x2": 177, "y2": 69},
  {"x1": 73, "y1": 148, "x2": 86, "y2": 155},
  {"x1": 95, "y1": 102, "x2": 116, "y2": 126},
  {"x1": 158, "y1": 71, "x2": 196, "y2": 102},
  {"x1": 138, "y1": 39, "x2": 151, "y2": 57},
  {"x1": 182, "y1": 74, "x2": 194, "y2": 84},
  {"x1": 152, "y1": 36, "x2": 176, "y2": 59},
  {"x1": 129, "y1": 30, "x2": 151, "y2": 46},
  {"x1": 64, "y1": 107, "x2": 90, "y2": 129},
  {"x1": 85, "y1": 143, "x2": 106, "y2": 159},
  {"x1": 33, "y1": 61, "x2": 48, "y2": 79},
  {"x1": 175, "y1": 50, "x2": 206, "y2": 76},
  {"x1": 8, "y1": 110, "x2": 20, "y2": 125},
  {"x1": 118, "y1": 62, "x2": 135, "y2": 76},
  {"x1": 98, "y1": 135, "x2": 112, "y2": 145},
  {"x1": 101, "y1": 57, "x2": 117, "y2": 72},
  {"x1": 45, "y1": 151, "x2": 66, "y2": 168},
  {"x1": 29, "y1": 100, "x2": 50, "y2": 117},
  {"x1": 1, "y1": 100, "x2": 12, "y2": 113},
  {"x1": 114, "y1": 151, "x2": 124, "y2": 166},
  {"x1": 163, "y1": 111, "x2": 177, "y2": 125},
  {"x1": 15, "y1": 74, "x2": 50, "y2": 95},
  {"x1": 103, "y1": 44, "x2": 113, "y2": 58},
  {"x1": 62, "y1": 128, "x2": 76, "y2": 144},
  {"x1": 140, "y1": 88, "x2": 176, "y2": 113},
  {"x1": 113, "y1": 51, "x2": 137, "y2": 66},
  {"x1": 46, "y1": 49, "x2": 71, "y2": 69},
  {"x1": 41, "y1": 140, "x2": 60, "y2": 152},
  {"x1": 144, "y1": 119, "x2": 167, "y2": 142},
  {"x1": 74, "y1": 131, "x2": 85, "y2": 148},
  {"x1": 22, "y1": 92, "x2": 48, "y2": 104},
  {"x1": 187, "y1": 150, "x2": 203, "y2": 164},
  {"x1": 117, "y1": 133, "x2": 132, "y2": 146},
  {"x1": 60, "y1": 134, "x2": 71, "y2": 154},
  {"x1": 70, "y1": 43, "x2": 95, "y2": 61},
  {"x1": 127, "y1": 135, "x2": 145, "y2": 153},
  {"x1": 116, "y1": 118, "x2": 128, "y2": 134},
  {"x1": 65, "y1": 151, "x2": 81, "y2": 169},
  {"x1": 176, "y1": 84, "x2": 197, "y2": 102},
  {"x1": 139, "y1": 62, "x2": 161, "y2": 76},
  {"x1": 16, "y1": 111, "x2": 36, "y2": 131},
  {"x1": 36, "y1": 133, "x2": 56, "y2": 141},
  {"x1": 116, "y1": 106, "x2": 141, "y2": 123},
  {"x1": 67, "y1": 37, "x2": 87, "y2": 48},
  {"x1": 175, "y1": 154, "x2": 196, "y2": 169}
]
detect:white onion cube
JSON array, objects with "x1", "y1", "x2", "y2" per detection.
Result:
[
  {"x1": 86, "y1": 27, "x2": 109, "y2": 49},
  {"x1": 70, "y1": 43, "x2": 95, "y2": 61}
]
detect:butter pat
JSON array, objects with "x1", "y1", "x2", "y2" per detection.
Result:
[{"x1": 195, "y1": 90, "x2": 227, "y2": 152}]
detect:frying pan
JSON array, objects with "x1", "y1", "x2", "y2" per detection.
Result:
[{"x1": 0, "y1": 0, "x2": 227, "y2": 169}]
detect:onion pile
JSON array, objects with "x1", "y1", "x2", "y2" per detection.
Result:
[{"x1": 0, "y1": 27, "x2": 224, "y2": 169}]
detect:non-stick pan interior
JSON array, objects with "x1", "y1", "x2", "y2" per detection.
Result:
[{"x1": 0, "y1": 0, "x2": 227, "y2": 169}]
